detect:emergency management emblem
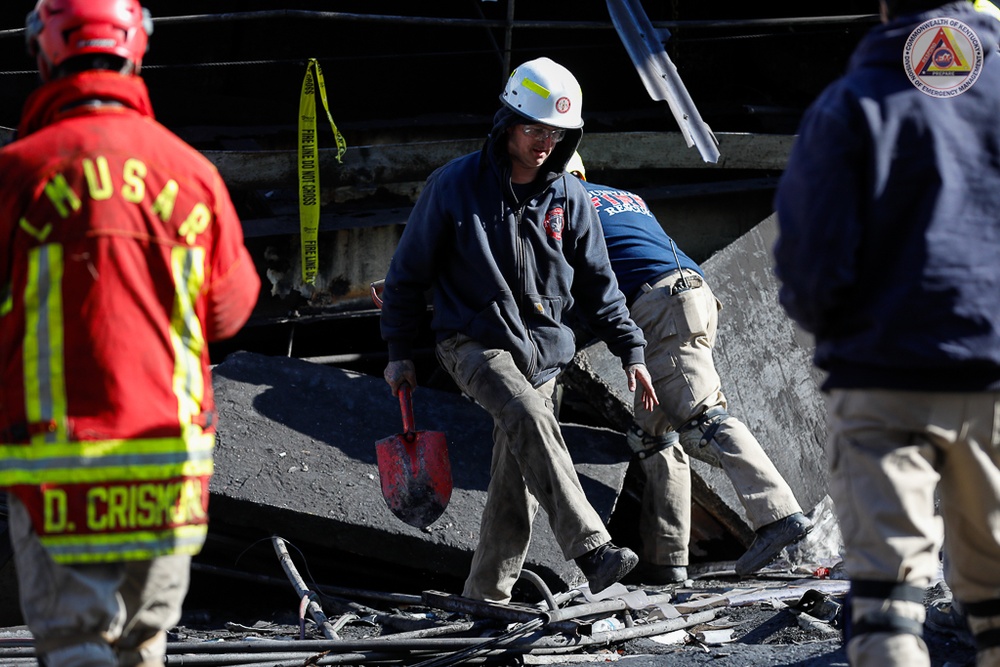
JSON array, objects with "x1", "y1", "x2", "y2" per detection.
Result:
[
  {"x1": 903, "y1": 18, "x2": 984, "y2": 97},
  {"x1": 543, "y1": 207, "x2": 564, "y2": 240}
]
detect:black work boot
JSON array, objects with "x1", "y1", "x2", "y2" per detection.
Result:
[
  {"x1": 575, "y1": 542, "x2": 639, "y2": 594},
  {"x1": 734, "y1": 512, "x2": 813, "y2": 576}
]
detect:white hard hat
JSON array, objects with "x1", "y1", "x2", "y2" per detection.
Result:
[
  {"x1": 566, "y1": 151, "x2": 586, "y2": 180},
  {"x1": 500, "y1": 57, "x2": 584, "y2": 129}
]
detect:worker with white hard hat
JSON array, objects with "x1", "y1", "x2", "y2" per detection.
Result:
[{"x1": 380, "y1": 57, "x2": 658, "y2": 602}]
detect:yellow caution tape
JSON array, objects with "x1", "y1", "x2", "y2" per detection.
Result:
[{"x1": 297, "y1": 58, "x2": 347, "y2": 285}]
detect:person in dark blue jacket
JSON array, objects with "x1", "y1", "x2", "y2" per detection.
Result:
[
  {"x1": 567, "y1": 154, "x2": 811, "y2": 585},
  {"x1": 774, "y1": 1, "x2": 1000, "y2": 665},
  {"x1": 379, "y1": 57, "x2": 657, "y2": 602}
]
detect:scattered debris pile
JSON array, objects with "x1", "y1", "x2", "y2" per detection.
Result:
[
  {"x1": 0, "y1": 530, "x2": 980, "y2": 666},
  {"x1": 0, "y1": 533, "x2": 847, "y2": 667}
]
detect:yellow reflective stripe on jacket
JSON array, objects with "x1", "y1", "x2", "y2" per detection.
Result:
[
  {"x1": 0, "y1": 431, "x2": 215, "y2": 486},
  {"x1": 170, "y1": 245, "x2": 207, "y2": 427},
  {"x1": 23, "y1": 244, "x2": 68, "y2": 444},
  {"x1": 40, "y1": 523, "x2": 209, "y2": 564}
]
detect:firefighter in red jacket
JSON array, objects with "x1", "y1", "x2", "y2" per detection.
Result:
[{"x1": 0, "y1": 0, "x2": 260, "y2": 664}]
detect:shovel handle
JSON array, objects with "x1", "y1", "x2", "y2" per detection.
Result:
[{"x1": 398, "y1": 383, "x2": 416, "y2": 435}]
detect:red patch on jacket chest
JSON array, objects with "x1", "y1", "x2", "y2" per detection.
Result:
[{"x1": 544, "y1": 207, "x2": 564, "y2": 240}]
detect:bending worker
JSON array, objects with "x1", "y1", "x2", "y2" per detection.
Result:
[
  {"x1": 567, "y1": 153, "x2": 811, "y2": 583},
  {"x1": 380, "y1": 58, "x2": 657, "y2": 602}
]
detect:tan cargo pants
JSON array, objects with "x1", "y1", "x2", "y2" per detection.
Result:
[
  {"x1": 436, "y1": 333, "x2": 611, "y2": 603},
  {"x1": 8, "y1": 495, "x2": 190, "y2": 667},
  {"x1": 828, "y1": 389, "x2": 1000, "y2": 667},
  {"x1": 629, "y1": 273, "x2": 801, "y2": 566}
]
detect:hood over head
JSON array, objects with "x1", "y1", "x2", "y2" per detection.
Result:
[{"x1": 482, "y1": 104, "x2": 583, "y2": 185}]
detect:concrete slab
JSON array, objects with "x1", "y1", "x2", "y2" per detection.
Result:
[
  {"x1": 209, "y1": 351, "x2": 632, "y2": 594},
  {"x1": 560, "y1": 213, "x2": 832, "y2": 555}
]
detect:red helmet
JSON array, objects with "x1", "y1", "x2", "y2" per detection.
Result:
[{"x1": 25, "y1": 0, "x2": 152, "y2": 72}]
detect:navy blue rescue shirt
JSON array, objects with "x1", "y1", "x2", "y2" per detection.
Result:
[{"x1": 582, "y1": 181, "x2": 702, "y2": 304}]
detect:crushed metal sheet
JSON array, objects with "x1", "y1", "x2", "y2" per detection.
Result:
[{"x1": 646, "y1": 628, "x2": 690, "y2": 645}]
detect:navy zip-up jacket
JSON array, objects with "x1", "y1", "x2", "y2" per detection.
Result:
[
  {"x1": 774, "y1": 1, "x2": 1000, "y2": 391},
  {"x1": 381, "y1": 107, "x2": 645, "y2": 387}
]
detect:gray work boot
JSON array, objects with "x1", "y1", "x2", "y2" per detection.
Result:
[
  {"x1": 735, "y1": 512, "x2": 813, "y2": 576},
  {"x1": 575, "y1": 542, "x2": 639, "y2": 594}
]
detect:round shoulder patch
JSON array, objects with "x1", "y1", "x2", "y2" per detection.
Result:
[{"x1": 903, "y1": 18, "x2": 984, "y2": 97}]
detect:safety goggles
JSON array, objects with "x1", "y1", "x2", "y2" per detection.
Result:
[{"x1": 521, "y1": 125, "x2": 566, "y2": 143}]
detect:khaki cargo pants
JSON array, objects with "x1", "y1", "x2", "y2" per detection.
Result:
[
  {"x1": 629, "y1": 273, "x2": 801, "y2": 566},
  {"x1": 436, "y1": 333, "x2": 611, "y2": 603},
  {"x1": 8, "y1": 495, "x2": 190, "y2": 667},
  {"x1": 828, "y1": 389, "x2": 1000, "y2": 667}
]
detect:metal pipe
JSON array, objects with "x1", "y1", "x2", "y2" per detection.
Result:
[
  {"x1": 503, "y1": 0, "x2": 515, "y2": 82},
  {"x1": 516, "y1": 569, "x2": 559, "y2": 611},
  {"x1": 472, "y1": 1, "x2": 506, "y2": 70},
  {"x1": 376, "y1": 619, "x2": 485, "y2": 641},
  {"x1": 271, "y1": 536, "x2": 340, "y2": 640},
  {"x1": 420, "y1": 591, "x2": 578, "y2": 633},
  {"x1": 155, "y1": 608, "x2": 717, "y2": 667},
  {"x1": 544, "y1": 598, "x2": 632, "y2": 623},
  {"x1": 406, "y1": 618, "x2": 546, "y2": 667},
  {"x1": 586, "y1": 608, "x2": 716, "y2": 644},
  {"x1": 165, "y1": 649, "x2": 429, "y2": 665},
  {"x1": 163, "y1": 633, "x2": 538, "y2": 655}
]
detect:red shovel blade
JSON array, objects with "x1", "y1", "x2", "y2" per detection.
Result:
[{"x1": 375, "y1": 385, "x2": 452, "y2": 528}]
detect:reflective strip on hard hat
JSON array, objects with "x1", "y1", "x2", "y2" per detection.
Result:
[{"x1": 521, "y1": 77, "x2": 551, "y2": 99}]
